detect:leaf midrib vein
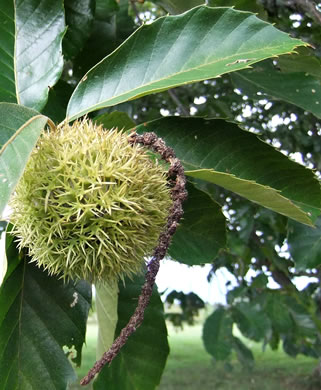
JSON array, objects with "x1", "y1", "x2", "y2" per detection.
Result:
[{"x1": 71, "y1": 42, "x2": 298, "y2": 118}]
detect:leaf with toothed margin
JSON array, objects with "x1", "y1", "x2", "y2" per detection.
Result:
[
  {"x1": 231, "y1": 59, "x2": 321, "y2": 119},
  {"x1": 288, "y1": 216, "x2": 321, "y2": 270},
  {"x1": 0, "y1": 0, "x2": 65, "y2": 111},
  {"x1": 66, "y1": 5, "x2": 306, "y2": 120},
  {"x1": 0, "y1": 235, "x2": 92, "y2": 390},
  {"x1": 153, "y1": 0, "x2": 203, "y2": 14},
  {"x1": 0, "y1": 103, "x2": 48, "y2": 219},
  {"x1": 136, "y1": 117, "x2": 321, "y2": 226},
  {"x1": 169, "y1": 181, "x2": 226, "y2": 265},
  {"x1": 63, "y1": 0, "x2": 95, "y2": 59}
]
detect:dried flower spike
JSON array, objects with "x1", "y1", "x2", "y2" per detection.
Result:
[{"x1": 80, "y1": 131, "x2": 187, "y2": 386}]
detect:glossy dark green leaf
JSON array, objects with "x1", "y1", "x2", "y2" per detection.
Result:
[
  {"x1": 72, "y1": 0, "x2": 135, "y2": 80},
  {"x1": 1, "y1": 225, "x2": 19, "y2": 287},
  {"x1": 135, "y1": 117, "x2": 321, "y2": 225},
  {"x1": 94, "y1": 276, "x2": 169, "y2": 390},
  {"x1": 154, "y1": 0, "x2": 204, "y2": 14},
  {"x1": 232, "y1": 336, "x2": 254, "y2": 367},
  {"x1": 0, "y1": 222, "x2": 8, "y2": 287},
  {"x1": 284, "y1": 296, "x2": 318, "y2": 337},
  {"x1": 169, "y1": 182, "x2": 226, "y2": 265},
  {"x1": 0, "y1": 2, "x2": 16, "y2": 104},
  {"x1": 277, "y1": 47, "x2": 321, "y2": 80},
  {"x1": 208, "y1": 0, "x2": 266, "y2": 15},
  {"x1": 266, "y1": 294, "x2": 294, "y2": 333},
  {"x1": 0, "y1": 0, "x2": 65, "y2": 111},
  {"x1": 42, "y1": 80, "x2": 74, "y2": 124},
  {"x1": 67, "y1": 6, "x2": 305, "y2": 120},
  {"x1": 94, "y1": 111, "x2": 136, "y2": 132},
  {"x1": 231, "y1": 59, "x2": 321, "y2": 119},
  {"x1": 269, "y1": 329, "x2": 280, "y2": 351},
  {"x1": 251, "y1": 273, "x2": 268, "y2": 288},
  {"x1": 0, "y1": 240, "x2": 92, "y2": 390},
  {"x1": 0, "y1": 103, "x2": 48, "y2": 218},
  {"x1": 227, "y1": 285, "x2": 248, "y2": 305},
  {"x1": 203, "y1": 306, "x2": 233, "y2": 360},
  {"x1": 231, "y1": 302, "x2": 271, "y2": 342},
  {"x1": 96, "y1": 0, "x2": 119, "y2": 18},
  {"x1": 288, "y1": 216, "x2": 321, "y2": 270},
  {"x1": 63, "y1": 0, "x2": 95, "y2": 59}
]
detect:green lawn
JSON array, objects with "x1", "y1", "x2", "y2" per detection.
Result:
[{"x1": 69, "y1": 321, "x2": 319, "y2": 390}]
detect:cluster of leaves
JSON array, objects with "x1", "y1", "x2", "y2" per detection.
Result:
[
  {"x1": 165, "y1": 290, "x2": 205, "y2": 328},
  {"x1": 1, "y1": 0, "x2": 321, "y2": 389}
]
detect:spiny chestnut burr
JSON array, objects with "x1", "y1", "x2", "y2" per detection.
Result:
[{"x1": 10, "y1": 119, "x2": 172, "y2": 283}]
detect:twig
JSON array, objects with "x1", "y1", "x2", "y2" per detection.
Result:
[
  {"x1": 285, "y1": 0, "x2": 321, "y2": 25},
  {"x1": 167, "y1": 89, "x2": 190, "y2": 116},
  {"x1": 130, "y1": 0, "x2": 143, "y2": 25},
  {"x1": 80, "y1": 132, "x2": 187, "y2": 386}
]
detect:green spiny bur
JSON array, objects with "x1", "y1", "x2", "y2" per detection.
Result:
[{"x1": 10, "y1": 119, "x2": 172, "y2": 283}]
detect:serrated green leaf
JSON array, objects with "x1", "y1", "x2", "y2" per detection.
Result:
[
  {"x1": 42, "y1": 80, "x2": 74, "y2": 124},
  {"x1": 287, "y1": 216, "x2": 321, "y2": 270},
  {"x1": 266, "y1": 293, "x2": 293, "y2": 333},
  {"x1": 0, "y1": 241, "x2": 92, "y2": 390},
  {"x1": 284, "y1": 296, "x2": 318, "y2": 337},
  {"x1": 0, "y1": 103, "x2": 48, "y2": 218},
  {"x1": 154, "y1": 0, "x2": 204, "y2": 14},
  {"x1": 187, "y1": 169, "x2": 317, "y2": 226},
  {"x1": 1, "y1": 225, "x2": 19, "y2": 288},
  {"x1": 95, "y1": 280, "x2": 118, "y2": 358},
  {"x1": 232, "y1": 336, "x2": 254, "y2": 368},
  {"x1": 231, "y1": 59, "x2": 321, "y2": 119},
  {"x1": 277, "y1": 47, "x2": 321, "y2": 80},
  {"x1": 0, "y1": 0, "x2": 65, "y2": 111},
  {"x1": 94, "y1": 111, "x2": 136, "y2": 132},
  {"x1": 93, "y1": 275, "x2": 169, "y2": 390},
  {"x1": 67, "y1": 6, "x2": 305, "y2": 120},
  {"x1": 169, "y1": 181, "x2": 226, "y2": 265},
  {"x1": 231, "y1": 302, "x2": 271, "y2": 342},
  {"x1": 0, "y1": 2, "x2": 16, "y2": 104},
  {"x1": 135, "y1": 117, "x2": 321, "y2": 225},
  {"x1": 203, "y1": 306, "x2": 233, "y2": 360},
  {"x1": 63, "y1": 0, "x2": 95, "y2": 59},
  {"x1": 72, "y1": 0, "x2": 135, "y2": 81},
  {"x1": 96, "y1": 0, "x2": 119, "y2": 19},
  {"x1": 251, "y1": 274, "x2": 268, "y2": 288},
  {"x1": 208, "y1": 0, "x2": 266, "y2": 16}
]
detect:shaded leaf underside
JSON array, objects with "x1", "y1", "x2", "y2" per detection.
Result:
[
  {"x1": 169, "y1": 181, "x2": 226, "y2": 265},
  {"x1": 0, "y1": 246, "x2": 92, "y2": 390},
  {"x1": 0, "y1": 103, "x2": 48, "y2": 218},
  {"x1": 231, "y1": 60, "x2": 321, "y2": 119},
  {"x1": 136, "y1": 117, "x2": 321, "y2": 225},
  {"x1": 288, "y1": 216, "x2": 321, "y2": 270},
  {"x1": 94, "y1": 276, "x2": 169, "y2": 390}
]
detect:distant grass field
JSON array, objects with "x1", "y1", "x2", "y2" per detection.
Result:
[{"x1": 70, "y1": 321, "x2": 319, "y2": 390}]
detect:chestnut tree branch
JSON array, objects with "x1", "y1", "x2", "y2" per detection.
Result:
[{"x1": 285, "y1": 0, "x2": 321, "y2": 25}]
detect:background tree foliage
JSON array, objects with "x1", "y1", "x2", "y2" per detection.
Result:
[{"x1": 1, "y1": 0, "x2": 321, "y2": 389}]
